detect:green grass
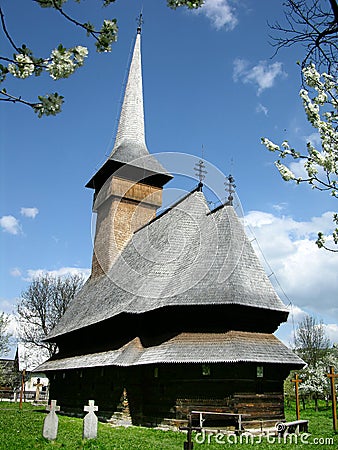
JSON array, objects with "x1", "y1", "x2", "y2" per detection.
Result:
[{"x1": 0, "y1": 401, "x2": 336, "y2": 449}]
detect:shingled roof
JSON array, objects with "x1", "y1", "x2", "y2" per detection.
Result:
[
  {"x1": 38, "y1": 331, "x2": 304, "y2": 371},
  {"x1": 48, "y1": 190, "x2": 288, "y2": 340}
]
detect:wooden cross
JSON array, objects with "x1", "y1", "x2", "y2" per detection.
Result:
[
  {"x1": 291, "y1": 373, "x2": 303, "y2": 420},
  {"x1": 84, "y1": 399, "x2": 98, "y2": 414},
  {"x1": 19, "y1": 369, "x2": 26, "y2": 410},
  {"x1": 326, "y1": 366, "x2": 338, "y2": 432}
]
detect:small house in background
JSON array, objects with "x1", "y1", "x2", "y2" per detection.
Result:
[
  {"x1": 0, "y1": 358, "x2": 20, "y2": 399},
  {"x1": 15, "y1": 343, "x2": 49, "y2": 401},
  {"x1": 38, "y1": 23, "x2": 304, "y2": 427}
]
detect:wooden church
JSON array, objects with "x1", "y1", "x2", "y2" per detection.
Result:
[{"x1": 38, "y1": 24, "x2": 304, "y2": 427}]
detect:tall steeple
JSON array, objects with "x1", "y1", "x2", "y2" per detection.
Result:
[
  {"x1": 86, "y1": 20, "x2": 171, "y2": 194},
  {"x1": 110, "y1": 18, "x2": 148, "y2": 162},
  {"x1": 87, "y1": 21, "x2": 172, "y2": 279}
]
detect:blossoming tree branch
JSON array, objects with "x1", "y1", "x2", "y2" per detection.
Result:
[
  {"x1": 262, "y1": 64, "x2": 338, "y2": 252},
  {"x1": 0, "y1": 0, "x2": 203, "y2": 117}
]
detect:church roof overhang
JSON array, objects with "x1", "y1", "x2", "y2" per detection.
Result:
[
  {"x1": 47, "y1": 191, "x2": 290, "y2": 340},
  {"x1": 36, "y1": 331, "x2": 305, "y2": 372},
  {"x1": 86, "y1": 157, "x2": 173, "y2": 192}
]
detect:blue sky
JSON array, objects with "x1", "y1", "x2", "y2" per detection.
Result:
[{"x1": 1, "y1": 0, "x2": 337, "y2": 355}]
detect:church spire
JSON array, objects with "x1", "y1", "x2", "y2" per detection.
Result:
[
  {"x1": 110, "y1": 18, "x2": 148, "y2": 161},
  {"x1": 87, "y1": 21, "x2": 172, "y2": 278},
  {"x1": 86, "y1": 20, "x2": 172, "y2": 193}
]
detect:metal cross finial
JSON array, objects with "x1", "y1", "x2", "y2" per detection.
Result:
[
  {"x1": 137, "y1": 12, "x2": 143, "y2": 34},
  {"x1": 194, "y1": 159, "x2": 207, "y2": 190},
  {"x1": 225, "y1": 174, "x2": 236, "y2": 205}
]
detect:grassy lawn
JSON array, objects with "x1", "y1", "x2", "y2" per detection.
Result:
[{"x1": 0, "y1": 401, "x2": 336, "y2": 449}]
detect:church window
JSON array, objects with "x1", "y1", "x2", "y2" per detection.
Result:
[
  {"x1": 257, "y1": 366, "x2": 264, "y2": 378},
  {"x1": 202, "y1": 364, "x2": 211, "y2": 376}
]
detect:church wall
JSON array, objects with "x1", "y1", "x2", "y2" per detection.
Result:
[
  {"x1": 127, "y1": 363, "x2": 287, "y2": 426},
  {"x1": 48, "y1": 362, "x2": 289, "y2": 426}
]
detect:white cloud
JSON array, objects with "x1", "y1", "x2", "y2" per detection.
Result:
[
  {"x1": 198, "y1": 0, "x2": 238, "y2": 30},
  {"x1": 25, "y1": 266, "x2": 91, "y2": 282},
  {"x1": 245, "y1": 210, "x2": 338, "y2": 321},
  {"x1": 256, "y1": 103, "x2": 268, "y2": 115},
  {"x1": 289, "y1": 159, "x2": 308, "y2": 179},
  {"x1": 272, "y1": 203, "x2": 288, "y2": 213},
  {"x1": 323, "y1": 323, "x2": 338, "y2": 344},
  {"x1": 233, "y1": 59, "x2": 286, "y2": 94},
  {"x1": 10, "y1": 267, "x2": 22, "y2": 277},
  {"x1": 0, "y1": 298, "x2": 15, "y2": 314},
  {"x1": 233, "y1": 58, "x2": 249, "y2": 81},
  {"x1": 20, "y1": 207, "x2": 39, "y2": 219},
  {"x1": 303, "y1": 132, "x2": 321, "y2": 148},
  {"x1": 287, "y1": 305, "x2": 307, "y2": 323},
  {"x1": 0, "y1": 215, "x2": 21, "y2": 235},
  {"x1": 287, "y1": 141, "x2": 326, "y2": 180}
]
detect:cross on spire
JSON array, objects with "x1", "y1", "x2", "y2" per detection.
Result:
[
  {"x1": 137, "y1": 12, "x2": 143, "y2": 34},
  {"x1": 225, "y1": 174, "x2": 236, "y2": 205}
]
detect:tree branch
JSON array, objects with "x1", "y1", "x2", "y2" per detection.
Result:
[{"x1": 0, "y1": 7, "x2": 20, "y2": 53}]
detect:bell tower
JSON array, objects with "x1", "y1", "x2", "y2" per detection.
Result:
[{"x1": 86, "y1": 21, "x2": 172, "y2": 278}]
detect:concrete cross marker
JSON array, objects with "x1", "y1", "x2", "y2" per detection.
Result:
[
  {"x1": 83, "y1": 400, "x2": 98, "y2": 439},
  {"x1": 43, "y1": 400, "x2": 60, "y2": 440},
  {"x1": 291, "y1": 373, "x2": 303, "y2": 420},
  {"x1": 326, "y1": 366, "x2": 338, "y2": 432}
]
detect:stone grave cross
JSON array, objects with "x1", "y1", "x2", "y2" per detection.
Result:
[
  {"x1": 83, "y1": 399, "x2": 99, "y2": 439},
  {"x1": 43, "y1": 400, "x2": 60, "y2": 440}
]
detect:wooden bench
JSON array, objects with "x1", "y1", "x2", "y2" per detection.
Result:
[
  {"x1": 191, "y1": 410, "x2": 250, "y2": 432},
  {"x1": 179, "y1": 411, "x2": 251, "y2": 450},
  {"x1": 278, "y1": 419, "x2": 309, "y2": 436}
]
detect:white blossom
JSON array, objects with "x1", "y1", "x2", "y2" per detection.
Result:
[
  {"x1": 46, "y1": 46, "x2": 88, "y2": 80},
  {"x1": 275, "y1": 162, "x2": 295, "y2": 181},
  {"x1": 47, "y1": 48, "x2": 75, "y2": 80},
  {"x1": 263, "y1": 62, "x2": 337, "y2": 252},
  {"x1": 72, "y1": 46, "x2": 88, "y2": 65},
  {"x1": 261, "y1": 138, "x2": 280, "y2": 152},
  {"x1": 96, "y1": 20, "x2": 118, "y2": 52},
  {"x1": 8, "y1": 54, "x2": 35, "y2": 79},
  {"x1": 281, "y1": 140, "x2": 290, "y2": 150},
  {"x1": 302, "y1": 63, "x2": 322, "y2": 88},
  {"x1": 34, "y1": 93, "x2": 64, "y2": 117}
]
